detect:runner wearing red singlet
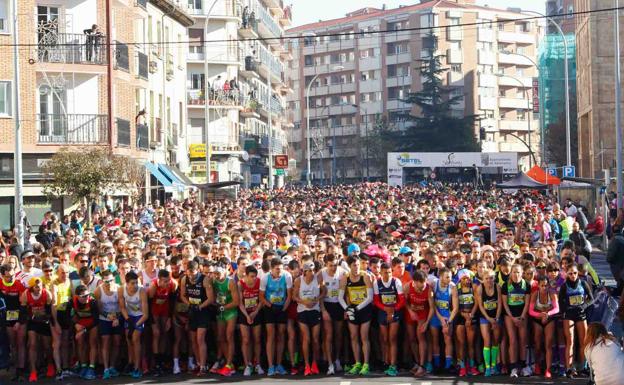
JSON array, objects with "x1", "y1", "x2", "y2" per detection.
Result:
[
  {"x1": 237, "y1": 265, "x2": 264, "y2": 376},
  {"x1": 148, "y1": 269, "x2": 177, "y2": 376},
  {"x1": 404, "y1": 270, "x2": 434, "y2": 376},
  {"x1": 0, "y1": 264, "x2": 26, "y2": 381},
  {"x1": 169, "y1": 256, "x2": 191, "y2": 375}
]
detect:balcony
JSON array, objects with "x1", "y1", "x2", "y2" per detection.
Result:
[
  {"x1": 136, "y1": 123, "x2": 149, "y2": 150},
  {"x1": 114, "y1": 41, "x2": 129, "y2": 72},
  {"x1": 498, "y1": 75, "x2": 532, "y2": 87},
  {"x1": 499, "y1": 141, "x2": 530, "y2": 153},
  {"x1": 497, "y1": 31, "x2": 535, "y2": 44},
  {"x1": 187, "y1": 0, "x2": 240, "y2": 19},
  {"x1": 239, "y1": 18, "x2": 259, "y2": 39},
  {"x1": 255, "y1": 43, "x2": 284, "y2": 83},
  {"x1": 499, "y1": 119, "x2": 539, "y2": 131},
  {"x1": 36, "y1": 32, "x2": 107, "y2": 65},
  {"x1": 136, "y1": 0, "x2": 147, "y2": 8},
  {"x1": 499, "y1": 97, "x2": 529, "y2": 109},
  {"x1": 477, "y1": 28, "x2": 494, "y2": 42},
  {"x1": 479, "y1": 96, "x2": 497, "y2": 110},
  {"x1": 447, "y1": 71, "x2": 464, "y2": 86},
  {"x1": 478, "y1": 73, "x2": 496, "y2": 87},
  {"x1": 136, "y1": 51, "x2": 148, "y2": 80},
  {"x1": 117, "y1": 118, "x2": 131, "y2": 147},
  {"x1": 186, "y1": 43, "x2": 240, "y2": 64},
  {"x1": 446, "y1": 49, "x2": 463, "y2": 64},
  {"x1": 37, "y1": 114, "x2": 108, "y2": 144},
  {"x1": 187, "y1": 89, "x2": 246, "y2": 109},
  {"x1": 446, "y1": 26, "x2": 462, "y2": 41},
  {"x1": 498, "y1": 52, "x2": 535, "y2": 66},
  {"x1": 254, "y1": 0, "x2": 283, "y2": 39},
  {"x1": 166, "y1": 53, "x2": 174, "y2": 80},
  {"x1": 478, "y1": 49, "x2": 495, "y2": 65},
  {"x1": 279, "y1": 5, "x2": 292, "y2": 27},
  {"x1": 240, "y1": 56, "x2": 260, "y2": 78}
]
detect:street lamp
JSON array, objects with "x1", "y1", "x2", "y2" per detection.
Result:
[
  {"x1": 494, "y1": 73, "x2": 534, "y2": 168},
  {"x1": 499, "y1": 49, "x2": 545, "y2": 164},
  {"x1": 522, "y1": 9, "x2": 571, "y2": 168},
  {"x1": 204, "y1": 0, "x2": 221, "y2": 184},
  {"x1": 305, "y1": 61, "x2": 343, "y2": 186}
]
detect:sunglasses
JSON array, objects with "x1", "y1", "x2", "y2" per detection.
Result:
[
  {"x1": 43, "y1": 269, "x2": 53, "y2": 273},
  {"x1": 537, "y1": 266, "x2": 547, "y2": 269},
  {"x1": 80, "y1": 260, "x2": 89, "y2": 264},
  {"x1": 104, "y1": 279, "x2": 114, "y2": 283}
]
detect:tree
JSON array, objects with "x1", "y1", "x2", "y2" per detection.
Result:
[
  {"x1": 42, "y1": 147, "x2": 145, "y2": 220},
  {"x1": 385, "y1": 33, "x2": 480, "y2": 152}
]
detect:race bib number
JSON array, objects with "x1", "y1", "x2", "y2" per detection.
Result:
[
  {"x1": 6, "y1": 310, "x2": 18, "y2": 321},
  {"x1": 56, "y1": 302, "x2": 67, "y2": 311},
  {"x1": 436, "y1": 299, "x2": 449, "y2": 310},
  {"x1": 189, "y1": 297, "x2": 201, "y2": 305},
  {"x1": 381, "y1": 294, "x2": 396, "y2": 305},
  {"x1": 216, "y1": 293, "x2": 227, "y2": 305},
  {"x1": 348, "y1": 289, "x2": 366, "y2": 305},
  {"x1": 509, "y1": 294, "x2": 525, "y2": 306},
  {"x1": 128, "y1": 304, "x2": 140, "y2": 312},
  {"x1": 244, "y1": 297, "x2": 258, "y2": 309},
  {"x1": 459, "y1": 295, "x2": 474, "y2": 305},
  {"x1": 484, "y1": 300, "x2": 497, "y2": 311},
  {"x1": 569, "y1": 294, "x2": 584, "y2": 306},
  {"x1": 270, "y1": 295, "x2": 283, "y2": 304},
  {"x1": 155, "y1": 298, "x2": 166, "y2": 305},
  {"x1": 329, "y1": 289, "x2": 339, "y2": 298},
  {"x1": 175, "y1": 302, "x2": 189, "y2": 313}
]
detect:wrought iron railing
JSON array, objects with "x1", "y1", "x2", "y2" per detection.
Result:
[{"x1": 37, "y1": 114, "x2": 108, "y2": 144}]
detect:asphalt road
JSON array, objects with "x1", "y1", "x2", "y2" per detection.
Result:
[{"x1": 1, "y1": 372, "x2": 587, "y2": 385}]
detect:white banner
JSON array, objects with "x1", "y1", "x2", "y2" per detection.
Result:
[{"x1": 387, "y1": 152, "x2": 518, "y2": 187}]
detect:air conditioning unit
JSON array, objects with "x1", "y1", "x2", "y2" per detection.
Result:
[{"x1": 149, "y1": 60, "x2": 158, "y2": 73}]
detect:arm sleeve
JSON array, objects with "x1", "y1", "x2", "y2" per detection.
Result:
[
  {"x1": 547, "y1": 296, "x2": 560, "y2": 316},
  {"x1": 356, "y1": 288, "x2": 374, "y2": 310},
  {"x1": 581, "y1": 281, "x2": 596, "y2": 311},
  {"x1": 373, "y1": 294, "x2": 384, "y2": 311},
  {"x1": 528, "y1": 295, "x2": 541, "y2": 318},
  {"x1": 395, "y1": 293, "x2": 406, "y2": 311},
  {"x1": 338, "y1": 288, "x2": 348, "y2": 310}
]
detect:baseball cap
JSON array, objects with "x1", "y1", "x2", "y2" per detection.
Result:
[
  {"x1": 398, "y1": 246, "x2": 413, "y2": 255},
  {"x1": 347, "y1": 243, "x2": 360, "y2": 255},
  {"x1": 302, "y1": 261, "x2": 315, "y2": 271}
]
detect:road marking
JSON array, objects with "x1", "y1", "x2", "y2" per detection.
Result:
[
  {"x1": 339, "y1": 382, "x2": 351, "y2": 385},
  {"x1": 420, "y1": 382, "x2": 432, "y2": 385}
]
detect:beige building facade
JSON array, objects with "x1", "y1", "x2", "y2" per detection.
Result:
[{"x1": 285, "y1": 0, "x2": 541, "y2": 182}]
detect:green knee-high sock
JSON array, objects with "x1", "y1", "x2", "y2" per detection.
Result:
[
  {"x1": 491, "y1": 346, "x2": 500, "y2": 368},
  {"x1": 483, "y1": 347, "x2": 491, "y2": 369}
]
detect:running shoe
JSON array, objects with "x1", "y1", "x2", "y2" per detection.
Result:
[
  {"x1": 348, "y1": 362, "x2": 362, "y2": 375},
  {"x1": 310, "y1": 361, "x2": 319, "y2": 375},
  {"x1": 510, "y1": 368, "x2": 519, "y2": 378},
  {"x1": 384, "y1": 365, "x2": 398, "y2": 377},
  {"x1": 173, "y1": 363, "x2": 181, "y2": 375},
  {"x1": 415, "y1": 366, "x2": 426, "y2": 377},
  {"x1": 424, "y1": 361, "x2": 433, "y2": 374},
  {"x1": 304, "y1": 364, "x2": 312, "y2": 376},
  {"x1": 61, "y1": 370, "x2": 74, "y2": 379},
  {"x1": 109, "y1": 367, "x2": 120, "y2": 377},
  {"x1": 459, "y1": 367, "x2": 467, "y2": 377},
  {"x1": 275, "y1": 364, "x2": 287, "y2": 375},
  {"x1": 196, "y1": 366, "x2": 208, "y2": 377},
  {"x1": 217, "y1": 365, "x2": 234, "y2": 377},
  {"x1": 327, "y1": 363, "x2": 335, "y2": 375},
  {"x1": 83, "y1": 368, "x2": 96, "y2": 380},
  {"x1": 102, "y1": 368, "x2": 111, "y2": 380},
  {"x1": 534, "y1": 363, "x2": 542, "y2": 375},
  {"x1": 131, "y1": 369, "x2": 142, "y2": 379},
  {"x1": 359, "y1": 363, "x2": 370, "y2": 376},
  {"x1": 544, "y1": 369, "x2": 552, "y2": 379},
  {"x1": 566, "y1": 368, "x2": 578, "y2": 378},
  {"x1": 521, "y1": 365, "x2": 533, "y2": 377},
  {"x1": 290, "y1": 367, "x2": 298, "y2": 375},
  {"x1": 469, "y1": 365, "x2": 479, "y2": 376},
  {"x1": 334, "y1": 359, "x2": 343, "y2": 372},
  {"x1": 243, "y1": 365, "x2": 253, "y2": 376},
  {"x1": 56, "y1": 370, "x2": 65, "y2": 381},
  {"x1": 267, "y1": 366, "x2": 276, "y2": 376},
  {"x1": 255, "y1": 364, "x2": 265, "y2": 375},
  {"x1": 209, "y1": 360, "x2": 222, "y2": 374},
  {"x1": 484, "y1": 367, "x2": 491, "y2": 377},
  {"x1": 28, "y1": 370, "x2": 37, "y2": 383},
  {"x1": 79, "y1": 366, "x2": 88, "y2": 378},
  {"x1": 47, "y1": 364, "x2": 56, "y2": 378}
]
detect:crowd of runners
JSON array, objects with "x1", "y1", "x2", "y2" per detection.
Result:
[{"x1": 0, "y1": 183, "x2": 621, "y2": 382}]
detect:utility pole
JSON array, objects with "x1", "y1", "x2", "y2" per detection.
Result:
[
  {"x1": 12, "y1": 0, "x2": 24, "y2": 245},
  {"x1": 267, "y1": 77, "x2": 273, "y2": 189},
  {"x1": 616, "y1": 0, "x2": 623, "y2": 211}
]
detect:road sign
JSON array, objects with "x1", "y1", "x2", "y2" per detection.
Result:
[
  {"x1": 547, "y1": 168, "x2": 557, "y2": 177},
  {"x1": 274, "y1": 155, "x2": 288, "y2": 169},
  {"x1": 563, "y1": 166, "x2": 576, "y2": 178},
  {"x1": 274, "y1": 169, "x2": 285, "y2": 176}
]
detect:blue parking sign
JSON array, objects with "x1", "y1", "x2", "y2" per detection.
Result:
[
  {"x1": 563, "y1": 166, "x2": 575, "y2": 178},
  {"x1": 547, "y1": 168, "x2": 557, "y2": 177}
]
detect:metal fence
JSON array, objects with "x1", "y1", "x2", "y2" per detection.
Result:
[
  {"x1": 136, "y1": 123, "x2": 149, "y2": 149},
  {"x1": 117, "y1": 118, "x2": 131, "y2": 147},
  {"x1": 115, "y1": 41, "x2": 129, "y2": 71},
  {"x1": 137, "y1": 51, "x2": 148, "y2": 79},
  {"x1": 37, "y1": 32, "x2": 107, "y2": 65},
  {"x1": 37, "y1": 114, "x2": 108, "y2": 144}
]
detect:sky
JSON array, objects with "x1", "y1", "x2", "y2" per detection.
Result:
[{"x1": 289, "y1": 0, "x2": 545, "y2": 28}]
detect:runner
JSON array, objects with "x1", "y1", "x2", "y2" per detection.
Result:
[
  {"x1": 529, "y1": 274, "x2": 559, "y2": 378},
  {"x1": 147, "y1": 269, "x2": 177, "y2": 376},
  {"x1": 259, "y1": 257, "x2": 292, "y2": 376},
  {"x1": 319, "y1": 253, "x2": 347, "y2": 375},
  {"x1": 373, "y1": 262, "x2": 405, "y2": 376},
  {"x1": 475, "y1": 268, "x2": 502, "y2": 377},
  {"x1": 0, "y1": 263, "x2": 26, "y2": 381},
  {"x1": 455, "y1": 268, "x2": 479, "y2": 376},
  {"x1": 404, "y1": 269, "x2": 434, "y2": 376},
  {"x1": 431, "y1": 267, "x2": 458, "y2": 373},
  {"x1": 94, "y1": 269, "x2": 122, "y2": 379},
  {"x1": 501, "y1": 264, "x2": 531, "y2": 378},
  {"x1": 72, "y1": 284, "x2": 98, "y2": 380},
  {"x1": 50, "y1": 263, "x2": 72, "y2": 380},
  {"x1": 237, "y1": 265, "x2": 264, "y2": 376},
  {"x1": 339, "y1": 255, "x2": 374, "y2": 376},
  {"x1": 293, "y1": 261, "x2": 323, "y2": 376},
  {"x1": 119, "y1": 271, "x2": 149, "y2": 378},
  {"x1": 211, "y1": 263, "x2": 239, "y2": 376}
]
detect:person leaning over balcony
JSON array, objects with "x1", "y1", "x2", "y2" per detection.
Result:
[
  {"x1": 83, "y1": 25, "x2": 103, "y2": 62},
  {"x1": 135, "y1": 110, "x2": 148, "y2": 148},
  {"x1": 242, "y1": 6, "x2": 249, "y2": 28}
]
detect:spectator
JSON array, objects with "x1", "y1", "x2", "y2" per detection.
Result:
[
  {"x1": 584, "y1": 322, "x2": 624, "y2": 385},
  {"x1": 606, "y1": 228, "x2": 624, "y2": 296},
  {"x1": 83, "y1": 24, "x2": 103, "y2": 62}
]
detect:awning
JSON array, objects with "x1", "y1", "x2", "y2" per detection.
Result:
[
  {"x1": 145, "y1": 162, "x2": 176, "y2": 193},
  {"x1": 157, "y1": 164, "x2": 185, "y2": 188},
  {"x1": 168, "y1": 165, "x2": 198, "y2": 190},
  {"x1": 526, "y1": 165, "x2": 561, "y2": 185}
]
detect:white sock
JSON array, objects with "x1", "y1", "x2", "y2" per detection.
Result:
[{"x1": 173, "y1": 358, "x2": 179, "y2": 366}]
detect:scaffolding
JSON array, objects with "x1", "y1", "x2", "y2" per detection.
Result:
[{"x1": 537, "y1": 33, "x2": 577, "y2": 133}]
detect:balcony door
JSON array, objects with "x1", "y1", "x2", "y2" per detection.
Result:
[
  {"x1": 37, "y1": 6, "x2": 61, "y2": 61},
  {"x1": 38, "y1": 85, "x2": 67, "y2": 141}
]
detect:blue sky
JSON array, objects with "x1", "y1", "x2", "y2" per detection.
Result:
[{"x1": 290, "y1": 0, "x2": 545, "y2": 27}]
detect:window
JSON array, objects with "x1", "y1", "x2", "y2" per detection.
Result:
[
  {"x1": 304, "y1": 55, "x2": 313, "y2": 66},
  {"x1": 388, "y1": 65, "x2": 397, "y2": 77},
  {"x1": 517, "y1": 46, "x2": 526, "y2": 55},
  {"x1": 498, "y1": 22, "x2": 505, "y2": 31},
  {"x1": 498, "y1": 89, "x2": 505, "y2": 97},
  {"x1": 330, "y1": 53, "x2": 341, "y2": 64},
  {"x1": 516, "y1": 90, "x2": 524, "y2": 98},
  {"x1": 451, "y1": 64, "x2": 462, "y2": 72},
  {"x1": 567, "y1": 5, "x2": 574, "y2": 18},
  {"x1": 0, "y1": 0, "x2": 8, "y2": 33},
  {"x1": 190, "y1": 73, "x2": 204, "y2": 89},
  {"x1": 516, "y1": 109, "x2": 526, "y2": 120},
  {"x1": 483, "y1": 110, "x2": 494, "y2": 119},
  {"x1": 0, "y1": 81, "x2": 10, "y2": 115},
  {"x1": 359, "y1": 49, "x2": 369, "y2": 59},
  {"x1": 498, "y1": 43, "x2": 506, "y2": 51},
  {"x1": 516, "y1": 22, "x2": 530, "y2": 33},
  {"x1": 450, "y1": 87, "x2": 464, "y2": 99},
  {"x1": 303, "y1": 36, "x2": 315, "y2": 46},
  {"x1": 517, "y1": 68, "x2": 524, "y2": 77}
]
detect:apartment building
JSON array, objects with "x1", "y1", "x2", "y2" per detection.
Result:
[
  {"x1": 0, "y1": 0, "x2": 193, "y2": 229},
  {"x1": 185, "y1": 0, "x2": 292, "y2": 188},
  {"x1": 575, "y1": 0, "x2": 621, "y2": 179},
  {"x1": 285, "y1": 0, "x2": 542, "y2": 183}
]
